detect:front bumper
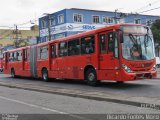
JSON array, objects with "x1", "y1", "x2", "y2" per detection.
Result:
[{"x1": 121, "y1": 69, "x2": 157, "y2": 81}]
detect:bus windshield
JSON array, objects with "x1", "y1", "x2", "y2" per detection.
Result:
[{"x1": 121, "y1": 26, "x2": 155, "y2": 61}]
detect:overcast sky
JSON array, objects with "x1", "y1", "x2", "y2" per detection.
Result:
[{"x1": 0, "y1": 0, "x2": 160, "y2": 29}]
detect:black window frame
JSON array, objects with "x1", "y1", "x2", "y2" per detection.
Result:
[
  {"x1": 68, "y1": 38, "x2": 80, "y2": 56},
  {"x1": 73, "y1": 14, "x2": 83, "y2": 23},
  {"x1": 24, "y1": 49, "x2": 28, "y2": 61},
  {"x1": 99, "y1": 34, "x2": 107, "y2": 53},
  {"x1": 59, "y1": 41, "x2": 68, "y2": 57},
  {"x1": 51, "y1": 44, "x2": 57, "y2": 58},
  {"x1": 17, "y1": 51, "x2": 22, "y2": 61},
  {"x1": 108, "y1": 32, "x2": 114, "y2": 52},
  {"x1": 38, "y1": 45, "x2": 49, "y2": 60},
  {"x1": 81, "y1": 35, "x2": 95, "y2": 55},
  {"x1": 93, "y1": 16, "x2": 100, "y2": 24}
]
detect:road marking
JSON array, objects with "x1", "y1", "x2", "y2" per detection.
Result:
[
  {"x1": 0, "y1": 95, "x2": 91, "y2": 120},
  {"x1": 0, "y1": 95, "x2": 66, "y2": 114}
]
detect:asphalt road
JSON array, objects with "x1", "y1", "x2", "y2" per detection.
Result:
[
  {"x1": 0, "y1": 85, "x2": 159, "y2": 120},
  {"x1": 0, "y1": 74, "x2": 160, "y2": 119},
  {"x1": 0, "y1": 74, "x2": 160, "y2": 98}
]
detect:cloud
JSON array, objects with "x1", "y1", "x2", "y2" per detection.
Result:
[
  {"x1": 16, "y1": 0, "x2": 36, "y2": 8},
  {"x1": 0, "y1": 0, "x2": 159, "y2": 28}
]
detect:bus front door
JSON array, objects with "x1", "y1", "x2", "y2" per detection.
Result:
[
  {"x1": 50, "y1": 44, "x2": 59, "y2": 78},
  {"x1": 99, "y1": 31, "x2": 120, "y2": 80}
]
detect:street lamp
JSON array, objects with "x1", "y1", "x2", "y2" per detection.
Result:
[{"x1": 43, "y1": 13, "x2": 52, "y2": 41}]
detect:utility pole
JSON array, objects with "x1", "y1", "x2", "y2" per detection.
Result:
[
  {"x1": 114, "y1": 9, "x2": 118, "y2": 24},
  {"x1": 48, "y1": 15, "x2": 51, "y2": 41},
  {"x1": 14, "y1": 24, "x2": 18, "y2": 48},
  {"x1": 43, "y1": 13, "x2": 52, "y2": 41}
]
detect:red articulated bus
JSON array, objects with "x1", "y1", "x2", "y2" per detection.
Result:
[{"x1": 3, "y1": 24, "x2": 157, "y2": 86}]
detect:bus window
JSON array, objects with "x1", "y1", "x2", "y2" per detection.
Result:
[
  {"x1": 8, "y1": 53, "x2": 11, "y2": 62},
  {"x1": 10, "y1": 52, "x2": 14, "y2": 61},
  {"x1": 27, "y1": 49, "x2": 30, "y2": 61},
  {"x1": 24, "y1": 49, "x2": 27, "y2": 61},
  {"x1": 9, "y1": 52, "x2": 13, "y2": 62},
  {"x1": 11, "y1": 52, "x2": 14, "y2": 61},
  {"x1": 68, "y1": 39, "x2": 80, "y2": 56},
  {"x1": 17, "y1": 51, "x2": 22, "y2": 61},
  {"x1": 51, "y1": 44, "x2": 56, "y2": 58},
  {"x1": 99, "y1": 34, "x2": 107, "y2": 53},
  {"x1": 59, "y1": 42, "x2": 68, "y2": 57},
  {"x1": 114, "y1": 33, "x2": 119, "y2": 58},
  {"x1": 39, "y1": 46, "x2": 48, "y2": 59},
  {"x1": 81, "y1": 35, "x2": 95, "y2": 54},
  {"x1": 108, "y1": 32, "x2": 114, "y2": 52},
  {"x1": 4, "y1": 53, "x2": 7, "y2": 62},
  {"x1": 13, "y1": 52, "x2": 16, "y2": 61},
  {"x1": 37, "y1": 47, "x2": 40, "y2": 59}
]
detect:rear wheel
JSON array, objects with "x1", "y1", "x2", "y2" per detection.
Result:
[
  {"x1": 11, "y1": 69, "x2": 15, "y2": 78},
  {"x1": 86, "y1": 68, "x2": 99, "y2": 86},
  {"x1": 42, "y1": 69, "x2": 49, "y2": 82}
]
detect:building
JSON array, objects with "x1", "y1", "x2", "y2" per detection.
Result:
[
  {"x1": 39, "y1": 8, "x2": 160, "y2": 42},
  {"x1": 0, "y1": 25, "x2": 39, "y2": 50}
]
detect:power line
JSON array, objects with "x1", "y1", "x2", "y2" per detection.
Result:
[
  {"x1": 139, "y1": 6, "x2": 160, "y2": 13},
  {"x1": 133, "y1": 0, "x2": 160, "y2": 13},
  {"x1": 17, "y1": 19, "x2": 38, "y2": 26}
]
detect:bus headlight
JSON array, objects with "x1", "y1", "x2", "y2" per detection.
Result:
[
  {"x1": 122, "y1": 64, "x2": 133, "y2": 73},
  {"x1": 152, "y1": 65, "x2": 156, "y2": 71}
]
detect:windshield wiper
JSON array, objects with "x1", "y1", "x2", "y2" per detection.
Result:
[
  {"x1": 129, "y1": 34, "x2": 139, "y2": 48},
  {"x1": 129, "y1": 34, "x2": 143, "y2": 59},
  {"x1": 144, "y1": 34, "x2": 149, "y2": 47}
]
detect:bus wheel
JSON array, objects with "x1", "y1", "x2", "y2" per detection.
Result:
[
  {"x1": 42, "y1": 69, "x2": 49, "y2": 82},
  {"x1": 11, "y1": 69, "x2": 15, "y2": 78},
  {"x1": 86, "y1": 68, "x2": 99, "y2": 86}
]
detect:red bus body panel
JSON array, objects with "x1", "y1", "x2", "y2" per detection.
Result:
[{"x1": 3, "y1": 24, "x2": 157, "y2": 82}]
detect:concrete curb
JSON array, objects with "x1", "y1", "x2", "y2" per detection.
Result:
[{"x1": 0, "y1": 82, "x2": 159, "y2": 111}]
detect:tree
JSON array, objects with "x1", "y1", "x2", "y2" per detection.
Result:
[{"x1": 151, "y1": 19, "x2": 160, "y2": 44}]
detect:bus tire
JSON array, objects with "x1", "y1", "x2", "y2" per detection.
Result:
[
  {"x1": 11, "y1": 69, "x2": 16, "y2": 78},
  {"x1": 42, "y1": 69, "x2": 49, "y2": 82},
  {"x1": 86, "y1": 68, "x2": 99, "y2": 86}
]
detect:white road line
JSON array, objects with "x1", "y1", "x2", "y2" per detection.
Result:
[
  {"x1": 0, "y1": 95, "x2": 66, "y2": 114},
  {"x1": 0, "y1": 95, "x2": 91, "y2": 120}
]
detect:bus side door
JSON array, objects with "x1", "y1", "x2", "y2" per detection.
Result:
[
  {"x1": 99, "y1": 31, "x2": 120, "y2": 80},
  {"x1": 4, "y1": 52, "x2": 8, "y2": 70},
  {"x1": 50, "y1": 44, "x2": 59, "y2": 78},
  {"x1": 56, "y1": 41, "x2": 68, "y2": 79},
  {"x1": 23, "y1": 48, "x2": 31, "y2": 76}
]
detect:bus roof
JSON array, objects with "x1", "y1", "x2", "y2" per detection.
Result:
[
  {"x1": 48, "y1": 23, "x2": 143, "y2": 43},
  {"x1": 5, "y1": 23, "x2": 145, "y2": 52}
]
